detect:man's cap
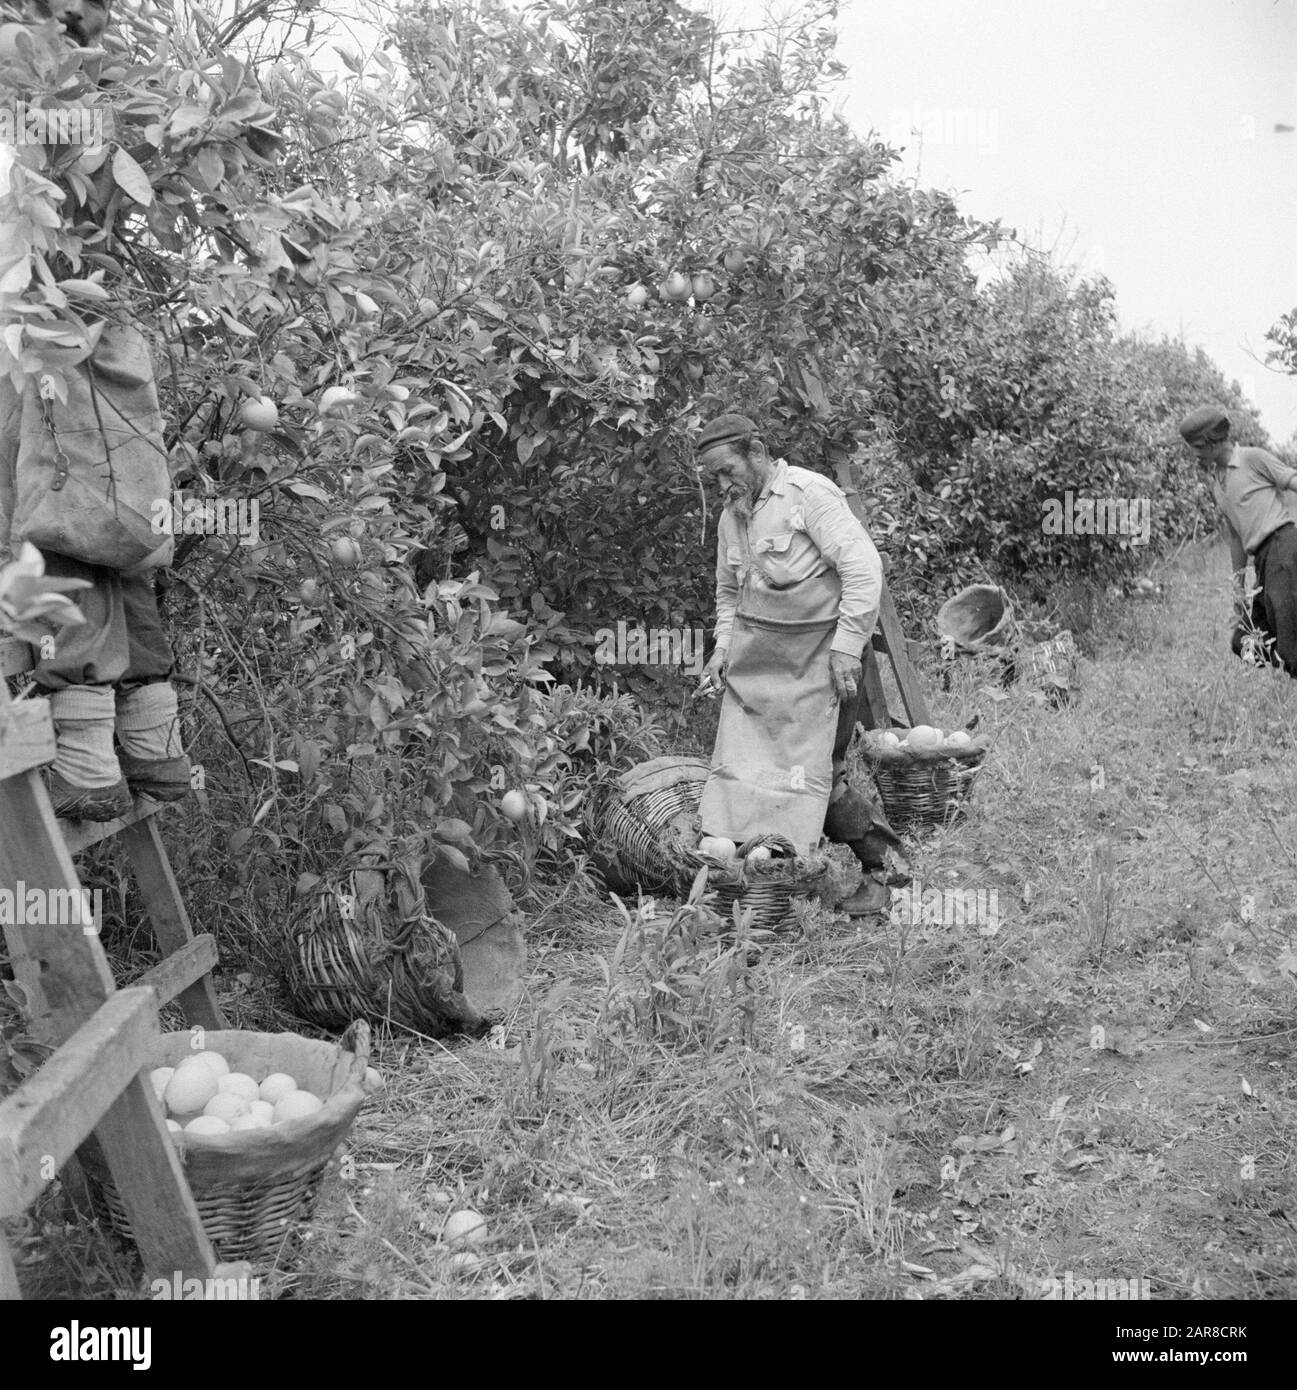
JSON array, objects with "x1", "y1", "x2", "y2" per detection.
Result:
[
  {"x1": 1178, "y1": 406, "x2": 1230, "y2": 445},
  {"x1": 696, "y1": 412, "x2": 758, "y2": 456}
]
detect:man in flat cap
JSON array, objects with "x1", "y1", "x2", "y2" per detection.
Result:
[
  {"x1": 695, "y1": 413, "x2": 906, "y2": 917},
  {"x1": 1180, "y1": 406, "x2": 1297, "y2": 677}
]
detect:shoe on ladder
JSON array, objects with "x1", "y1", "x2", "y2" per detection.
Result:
[{"x1": 45, "y1": 685, "x2": 132, "y2": 821}]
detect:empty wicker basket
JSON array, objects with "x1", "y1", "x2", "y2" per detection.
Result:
[
  {"x1": 936, "y1": 584, "x2": 1016, "y2": 653},
  {"x1": 80, "y1": 1023, "x2": 375, "y2": 1267}
]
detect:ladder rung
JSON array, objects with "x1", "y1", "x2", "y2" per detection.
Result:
[
  {"x1": 59, "y1": 800, "x2": 163, "y2": 855},
  {"x1": 0, "y1": 988, "x2": 159, "y2": 1217},
  {"x1": 133, "y1": 935, "x2": 218, "y2": 1007}
]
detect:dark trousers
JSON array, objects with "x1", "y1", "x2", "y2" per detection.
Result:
[
  {"x1": 33, "y1": 551, "x2": 175, "y2": 694},
  {"x1": 822, "y1": 682, "x2": 901, "y2": 863},
  {"x1": 1253, "y1": 523, "x2": 1297, "y2": 679}
]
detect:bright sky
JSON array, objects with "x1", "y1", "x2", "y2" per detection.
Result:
[{"x1": 833, "y1": 0, "x2": 1297, "y2": 442}]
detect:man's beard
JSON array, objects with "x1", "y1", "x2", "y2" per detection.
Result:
[{"x1": 727, "y1": 488, "x2": 754, "y2": 520}]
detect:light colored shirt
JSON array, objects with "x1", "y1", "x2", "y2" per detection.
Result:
[
  {"x1": 1212, "y1": 444, "x2": 1297, "y2": 555},
  {"x1": 714, "y1": 459, "x2": 882, "y2": 660}
]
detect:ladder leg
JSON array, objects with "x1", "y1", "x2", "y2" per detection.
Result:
[
  {"x1": 860, "y1": 646, "x2": 891, "y2": 731},
  {"x1": 90, "y1": 1074, "x2": 217, "y2": 1282},
  {"x1": 0, "y1": 1233, "x2": 20, "y2": 1300},
  {"x1": 121, "y1": 818, "x2": 225, "y2": 1030}
]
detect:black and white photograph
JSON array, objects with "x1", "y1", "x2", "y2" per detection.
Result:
[{"x1": 0, "y1": 0, "x2": 1293, "y2": 1340}]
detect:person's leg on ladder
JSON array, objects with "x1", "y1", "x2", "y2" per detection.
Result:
[
  {"x1": 32, "y1": 553, "x2": 133, "y2": 821},
  {"x1": 114, "y1": 571, "x2": 191, "y2": 801}
]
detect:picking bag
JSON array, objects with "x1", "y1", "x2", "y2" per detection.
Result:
[{"x1": 4, "y1": 323, "x2": 173, "y2": 572}]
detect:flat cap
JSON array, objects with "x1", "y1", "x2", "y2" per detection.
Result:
[
  {"x1": 696, "y1": 412, "x2": 758, "y2": 455},
  {"x1": 1178, "y1": 406, "x2": 1230, "y2": 445}
]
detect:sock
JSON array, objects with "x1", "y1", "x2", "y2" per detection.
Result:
[
  {"x1": 48, "y1": 685, "x2": 125, "y2": 789},
  {"x1": 115, "y1": 681, "x2": 185, "y2": 761}
]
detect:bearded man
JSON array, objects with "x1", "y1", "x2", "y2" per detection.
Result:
[
  {"x1": 1180, "y1": 406, "x2": 1297, "y2": 677},
  {"x1": 695, "y1": 413, "x2": 906, "y2": 918}
]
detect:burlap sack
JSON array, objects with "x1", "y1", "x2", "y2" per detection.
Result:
[{"x1": 5, "y1": 324, "x2": 173, "y2": 573}]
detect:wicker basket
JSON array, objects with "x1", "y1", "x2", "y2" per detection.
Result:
[
  {"x1": 590, "y1": 756, "x2": 711, "y2": 897},
  {"x1": 80, "y1": 1023, "x2": 374, "y2": 1267},
  {"x1": 936, "y1": 584, "x2": 1016, "y2": 653},
  {"x1": 1018, "y1": 629, "x2": 1078, "y2": 686},
  {"x1": 591, "y1": 758, "x2": 827, "y2": 930},
  {"x1": 286, "y1": 855, "x2": 484, "y2": 1038},
  {"x1": 862, "y1": 729, "x2": 990, "y2": 834},
  {"x1": 707, "y1": 847, "x2": 829, "y2": 930}
]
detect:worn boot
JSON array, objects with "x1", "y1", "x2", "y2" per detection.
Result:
[
  {"x1": 45, "y1": 684, "x2": 133, "y2": 821},
  {"x1": 838, "y1": 868, "x2": 892, "y2": 917},
  {"x1": 115, "y1": 681, "x2": 191, "y2": 802},
  {"x1": 824, "y1": 779, "x2": 909, "y2": 917},
  {"x1": 837, "y1": 830, "x2": 912, "y2": 918}
]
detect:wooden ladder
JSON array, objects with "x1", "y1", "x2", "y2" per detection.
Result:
[
  {"x1": 835, "y1": 459, "x2": 932, "y2": 731},
  {"x1": 0, "y1": 637, "x2": 229, "y2": 1299}
]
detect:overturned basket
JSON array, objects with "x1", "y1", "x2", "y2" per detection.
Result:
[
  {"x1": 590, "y1": 756, "x2": 710, "y2": 897},
  {"x1": 80, "y1": 1023, "x2": 375, "y2": 1267},
  {"x1": 286, "y1": 855, "x2": 484, "y2": 1038},
  {"x1": 862, "y1": 729, "x2": 991, "y2": 834},
  {"x1": 591, "y1": 758, "x2": 826, "y2": 931}
]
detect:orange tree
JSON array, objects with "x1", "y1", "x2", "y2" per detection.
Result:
[
  {"x1": 386, "y1": 0, "x2": 1000, "y2": 641},
  {"x1": 0, "y1": 0, "x2": 668, "y2": 915},
  {"x1": 385, "y1": 0, "x2": 1246, "y2": 633}
]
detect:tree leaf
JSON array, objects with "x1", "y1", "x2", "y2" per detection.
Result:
[
  {"x1": 111, "y1": 146, "x2": 154, "y2": 206},
  {"x1": 438, "y1": 843, "x2": 471, "y2": 873}
]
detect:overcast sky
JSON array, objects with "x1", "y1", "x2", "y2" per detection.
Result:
[{"x1": 832, "y1": 0, "x2": 1297, "y2": 441}]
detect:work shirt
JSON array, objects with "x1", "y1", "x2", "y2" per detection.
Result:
[
  {"x1": 713, "y1": 459, "x2": 882, "y2": 661},
  {"x1": 1212, "y1": 444, "x2": 1297, "y2": 555}
]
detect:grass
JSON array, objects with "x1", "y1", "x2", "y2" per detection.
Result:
[{"x1": 6, "y1": 537, "x2": 1297, "y2": 1300}]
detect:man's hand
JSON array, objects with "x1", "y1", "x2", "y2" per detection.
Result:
[
  {"x1": 829, "y1": 651, "x2": 861, "y2": 703},
  {"x1": 700, "y1": 648, "x2": 728, "y2": 693}
]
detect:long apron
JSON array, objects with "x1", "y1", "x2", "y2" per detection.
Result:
[{"x1": 698, "y1": 528, "x2": 841, "y2": 855}]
